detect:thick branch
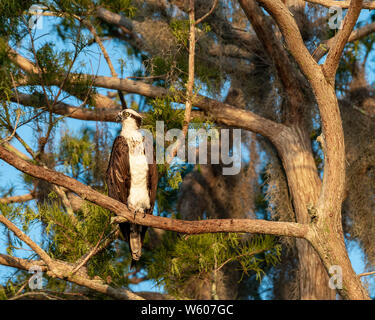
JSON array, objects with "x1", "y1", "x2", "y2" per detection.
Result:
[
  {"x1": 313, "y1": 21, "x2": 375, "y2": 62},
  {"x1": 13, "y1": 92, "x2": 119, "y2": 122},
  {"x1": 7, "y1": 47, "x2": 118, "y2": 109},
  {"x1": 0, "y1": 253, "x2": 143, "y2": 300},
  {"x1": 13, "y1": 92, "x2": 205, "y2": 123},
  {"x1": 88, "y1": 75, "x2": 286, "y2": 140},
  {"x1": 304, "y1": 0, "x2": 375, "y2": 9},
  {"x1": 0, "y1": 254, "x2": 47, "y2": 272},
  {"x1": 0, "y1": 145, "x2": 308, "y2": 239},
  {"x1": 322, "y1": 0, "x2": 364, "y2": 81},
  {"x1": 13, "y1": 68, "x2": 285, "y2": 140},
  {"x1": 239, "y1": 0, "x2": 305, "y2": 124}
]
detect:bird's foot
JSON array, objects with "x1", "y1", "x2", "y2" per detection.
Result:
[{"x1": 131, "y1": 209, "x2": 146, "y2": 220}]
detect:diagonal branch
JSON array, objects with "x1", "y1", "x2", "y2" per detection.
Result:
[
  {"x1": 0, "y1": 144, "x2": 308, "y2": 239},
  {"x1": 239, "y1": 0, "x2": 305, "y2": 124},
  {"x1": 255, "y1": 0, "x2": 321, "y2": 81},
  {"x1": 7, "y1": 44, "x2": 286, "y2": 143},
  {"x1": 0, "y1": 214, "x2": 54, "y2": 268},
  {"x1": 7, "y1": 46, "x2": 118, "y2": 109},
  {"x1": 322, "y1": 0, "x2": 364, "y2": 82},
  {"x1": 195, "y1": 0, "x2": 219, "y2": 25},
  {"x1": 12, "y1": 92, "x2": 205, "y2": 122},
  {"x1": 313, "y1": 21, "x2": 375, "y2": 62},
  {"x1": 0, "y1": 253, "x2": 143, "y2": 300},
  {"x1": 304, "y1": 0, "x2": 375, "y2": 9},
  {"x1": 15, "y1": 74, "x2": 286, "y2": 144},
  {"x1": 8, "y1": 47, "x2": 285, "y2": 141},
  {"x1": 86, "y1": 75, "x2": 286, "y2": 141}
]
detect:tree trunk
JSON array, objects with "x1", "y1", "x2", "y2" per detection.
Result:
[
  {"x1": 308, "y1": 222, "x2": 369, "y2": 300},
  {"x1": 274, "y1": 125, "x2": 336, "y2": 299}
]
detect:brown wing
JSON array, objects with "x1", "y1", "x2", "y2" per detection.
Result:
[
  {"x1": 106, "y1": 136, "x2": 131, "y2": 203},
  {"x1": 106, "y1": 136, "x2": 131, "y2": 242},
  {"x1": 147, "y1": 156, "x2": 158, "y2": 215},
  {"x1": 140, "y1": 150, "x2": 158, "y2": 246}
]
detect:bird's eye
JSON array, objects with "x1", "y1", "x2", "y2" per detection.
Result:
[{"x1": 125, "y1": 112, "x2": 130, "y2": 117}]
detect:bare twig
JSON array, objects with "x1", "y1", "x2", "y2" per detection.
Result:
[
  {"x1": 195, "y1": 0, "x2": 218, "y2": 25},
  {"x1": 0, "y1": 214, "x2": 54, "y2": 268},
  {"x1": 166, "y1": 0, "x2": 196, "y2": 163},
  {"x1": 358, "y1": 270, "x2": 375, "y2": 277},
  {"x1": 70, "y1": 229, "x2": 106, "y2": 277},
  {"x1": 0, "y1": 192, "x2": 36, "y2": 204},
  {"x1": 83, "y1": 19, "x2": 128, "y2": 110}
]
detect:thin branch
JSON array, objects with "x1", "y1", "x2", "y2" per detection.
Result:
[
  {"x1": 9, "y1": 291, "x2": 63, "y2": 300},
  {"x1": 183, "y1": 0, "x2": 196, "y2": 135},
  {"x1": 13, "y1": 279, "x2": 30, "y2": 298},
  {"x1": 51, "y1": 184, "x2": 78, "y2": 223},
  {"x1": 358, "y1": 270, "x2": 375, "y2": 277},
  {"x1": 82, "y1": 19, "x2": 127, "y2": 110},
  {"x1": 195, "y1": 0, "x2": 218, "y2": 25},
  {"x1": 83, "y1": 20, "x2": 118, "y2": 78},
  {"x1": 167, "y1": 0, "x2": 196, "y2": 163},
  {"x1": 0, "y1": 252, "x2": 143, "y2": 300},
  {"x1": 0, "y1": 192, "x2": 36, "y2": 204},
  {"x1": 0, "y1": 110, "x2": 21, "y2": 146},
  {"x1": 0, "y1": 214, "x2": 54, "y2": 268},
  {"x1": 70, "y1": 229, "x2": 105, "y2": 277},
  {"x1": 313, "y1": 21, "x2": 375, "y2": 62},
  {"x1": 322, "y1": 0, "x2": 364, "y2": 82}
]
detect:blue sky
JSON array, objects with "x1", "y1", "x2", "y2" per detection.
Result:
[{"x1": 1, "y1": 8, "x2": 375, "y2": 297}]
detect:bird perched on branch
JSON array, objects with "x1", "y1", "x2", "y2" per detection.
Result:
[{"x1": 106, "y1": 108, "x2": 158, "y2": 267}]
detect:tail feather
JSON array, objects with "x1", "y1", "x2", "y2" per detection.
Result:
[
  {"x1": 119, "y1": 222, "x2": 145, "y2": 268},
  {"x1": 130, "y1": 259, "x2": 138, "y2": 270},
  {"x1": 129, "y1": 224, "x2": 142, "y2": 261}
]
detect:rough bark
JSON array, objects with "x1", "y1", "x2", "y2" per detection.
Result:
[
  {"x1": 274, "y1": 126, "x2": 335, "y2": 299},
  {"x1": 257, "y1": 0, "x2": 369, "y2": 300},
  {"x1": 240, "y1": 0, "x2": 333, "y2": 299},
  {"x1": 0, "y1": 144, "x2": 308, "y2": 238}
]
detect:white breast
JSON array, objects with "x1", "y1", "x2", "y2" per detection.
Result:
[{"x1": 121, "y1": 128, "x2": 150, "y2": 213}]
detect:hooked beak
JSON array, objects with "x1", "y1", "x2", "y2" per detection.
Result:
[{"x1": 115, "y1": 113, "x2": 123, "y2": 122}]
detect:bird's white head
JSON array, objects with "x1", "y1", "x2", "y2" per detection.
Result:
[{"x1": 116, "y1": 109, "x2": 143, "y2": 129}]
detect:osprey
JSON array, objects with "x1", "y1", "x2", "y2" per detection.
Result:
[{"x1": 106, "y1": 108, "x2": 158, "y2": 267}]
